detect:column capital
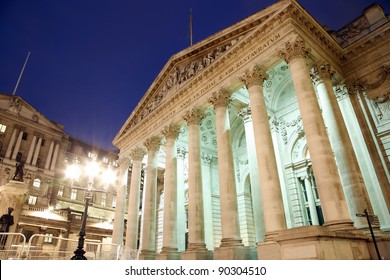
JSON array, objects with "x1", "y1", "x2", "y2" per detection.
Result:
[
  {"x1": 310, "y1": 64, "x2": 334, "y2": 86},
  {"x1": 278, "y1": 35, "x2": 309, "y2": 64},
  {"x1": 240, "y1": 65, "x2": 268, "y2": 88},
  {"x1": 130, "y1": 147, "x2": 146, "y2": 162},
  {"x1": 201, "y1": 152, "x2": 212, "y2": 165},
  {"x1": 144, "y1": 136, "x2": 162, "y2": 152},
  {"x1": 162, "y1": 123, "x2": 181, "y2": 140},
  {"x1": 209, "y1": 88, "x2": 232, "y2": 108},
  {"x1": 184, "y1": 107, "x2": 205, "y2": 125},
  {"x1": 118, "y1": 156, "x2": 131, "y2": 170},
  {"x1": 238, "y1": 106, "x2": 252, "y2": 123}
]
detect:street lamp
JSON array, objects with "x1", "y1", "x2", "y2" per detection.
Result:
[{"x1": 65, "y1": 159, "x2": 116, "y2": 260}]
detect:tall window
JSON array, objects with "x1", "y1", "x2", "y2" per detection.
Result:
[
  {"x1": 0, "y1": 124, "x2": 6, "y2": 133},
  {"x1": 111, "y1": 196, "x2": 116, "y2": 208},
  {"x1": 70, "y1": 189, "x2": 77, "y2": 200},
  {"x1": 33, "y1": 178, "x2": 41, "y2": 188},
  {"x1": 28, "y1": 195, "x2": 37, "y2": 205},
  {"x1": 22, "y1": 132, "x2": 28, "y2": 140},
  {"x1": 101, "y1": 193, "x2": 106, "y2": 207},
  {"x1": 44, "y1": 233, "x2": 53, "y2": 243},
  {"x1": 57, "y1": 186, "x2": 64, "y2": 197}
]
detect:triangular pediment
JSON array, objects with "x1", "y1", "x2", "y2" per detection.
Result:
[
  {"x1": 0, "y1": 94, "x2": 65, "y2": 133},
  {"x1": 115, "y1": 0, "x2": 290, "y2": 144}
]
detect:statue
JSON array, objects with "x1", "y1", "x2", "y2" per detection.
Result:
[
  {"x1": 12, "y1": 160, "x2": 25, "y2": 182},
  {"x1": 0, "y1": 207, "x2": 15, "y2": 250}
]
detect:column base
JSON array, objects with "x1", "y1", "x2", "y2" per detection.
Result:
[
  {"x1": 119, "y1": 247, "x2": 138, "y2": 260},
  {"x1": 181, "y1": 243, "x2": 213, "y2": 260},
  {"x1": 214, "y1": 245, "x2": 252, "y2": 260},
  {"x1": 258, "y1": 225, "x2": 371, "y2": 260},
  {"x1": 156, "y1": 247, "x2": 181, "y2": 260},
  {"x1": 139, "y1": 250, "x2": 156, "y2": 260}
]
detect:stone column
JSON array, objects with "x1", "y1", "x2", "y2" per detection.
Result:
[
  {"x1": 5, "y1": 127, "x2": 18, "y2": 159},
  {"x1": 11, "y1": 130, "x2": 23, "y2": 160},
  {"x1": 139, "y1": 136, "x2": 161, "y2": 260},
  {"x1": 311, "y1": 65, "x2": 372, "y2": 228},
  {"x1": 50, "y1": 143, "x2": 60, "y2": 171},
  {"x1": 26, "y1": 135, "x2": 37, "y2": 164},
  {"x1": 32, "y1": 137, "x2": 42, "y2": 166},
  {"x1": 123, "y1": 147, "x2": 145, "y2": 259},
  {"x1": 45, "y1": 141, "x2": 55, "y2": 170},
  {"x1": 111, "y1": 157, "x2": 130, "y2": 258},
  {"x1": 239, "y1": 106, "x2": 265, "y2": 242},
  {"x1": 241, "y1": 66, "x2": 286, "y2": 239},
  {"x1": 176, "y1": 147, "x2": 187, "y2": 252},
  {"x1": 210, "y1": 89, "x2": 250, "y2": 259},
  {"x1": 181, "y1": 108, "x2": 212, "y2": 260},
  {"x1": 278, "y1": 35, "x2": 353, "y2": 230},
  {"x1": 158, "y1": 124, "x2": 181, "y2": 260}
]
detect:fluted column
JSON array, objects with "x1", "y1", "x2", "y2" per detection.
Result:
[
  {"x1": 123, "y1": 147, "x2": 145, "y2": 259},
  {"x1": 111, "y1": 157, "x2": 130, "y2": 258},
  {"x1": 26, "y1": 135, "x2": 37, "y2": 164},
  {"x1": 311, "y1": 64, "x2": 372, "y2": 228},
  {"x1": 139, "y1": 136, "x2": 161, "y2": 260},
  {"x1": 239, "y1": 106, "x2": 265, "y2": 242},
  {"x1": 181, "y1": 108, "x2": 211, "y2": 260},
  {"x1": 45, "y1": 141, "x2": 55, "y2": 170},
  {"x1": 5, "y1": 127, "x2": 18, "y2": 159},
  {"x1": 241, "y1": 65, "x2": 286, "y2": 239},
  {"x1": 50, "y1": 143, "x2": 60, "y2": 171},
  {"x1": 210, "y1": 89, "x2": 243, "y2": 248},
  {"x1": 32, "y1": 137, "x2": 42, "y2": 166},
  {"x1": 158, "y1": 124, "x2": 181, "y2": 260},
  {"x1": 278, "y1": 35, "x2": 353, "y2": 230},
  {"x1": 11, "y1": 130, "x2": 23, "y2": 160}
]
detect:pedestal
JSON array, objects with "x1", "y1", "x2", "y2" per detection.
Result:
[
  {"x1": 181, "y1": 249, "x2": 213, "y2": 260},
  {"x1": 138, "y1": 250, "x2": 156, "y2": 260},
  {"x1": 214, "y1": 245, "x2": 252, "y2": 260},
  {"x1": 0, "y1": 180, "x2": 29, "y2": 227},
  {"x1": 156, "y1": 248, "x2": 181, "y2": 260}
]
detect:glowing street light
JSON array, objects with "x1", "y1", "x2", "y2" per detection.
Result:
[{"x1": 65, "y1": 159, "x2": 116, "y2": 260}]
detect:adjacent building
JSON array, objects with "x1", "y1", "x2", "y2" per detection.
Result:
[
  {"x1": 113, "y1": 0, "x2": 390, "y2": 259},
  {"x1": 0, "y1": 94, "x2": 120, "y2": 260}
]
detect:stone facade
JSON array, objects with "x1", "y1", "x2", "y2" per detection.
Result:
[{"x1": 114, "y1": 0, "x2": 390, "y2": 259}]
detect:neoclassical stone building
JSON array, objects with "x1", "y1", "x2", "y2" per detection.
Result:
[{"x1": 113, "y1": 0, "x2": 390, "y2": 260}]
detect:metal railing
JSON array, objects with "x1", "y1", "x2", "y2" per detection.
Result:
[{"x1": 0, "y1": 232, "x2": 133, "y2": 260}]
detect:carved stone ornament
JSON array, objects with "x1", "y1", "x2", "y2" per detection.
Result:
[
  {"x1": 310, "y1": 64, "x2": 333, "y2": 86},
  {"x1": 209, "y1": 88, "x2": 232, "y2": 108},
  {"x1": 8, "y1": 97, "x2": 22, "y2": 114},
  {"x1": 183, "y1": 107, "x2": 205, "y2": 126},
  {"x1": 162, "y1": 123, "x2": 181, "y2": 140},
  {"x1": 130, "y1": 147, "x2": 146, "y2": 162},
  {"x1": 278, "y1": 35, "x2": 308, "y2": 64},
  {"x1": 238, "y1": 106, "x2": 252, "y2": 123},
  {"x1": 117, "y1": 157, "x2": 131, "y2": 170},
  {"x1": 144, "y1": 136, "x2": 162, "y2": 152},
  {"x1": 240, "y1": 65, "x2": 269, "y2": 88}
]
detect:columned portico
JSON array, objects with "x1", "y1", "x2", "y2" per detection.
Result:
[
  {"x1": 139, "y1": 136, "x2": 161, "y2": 260},
  {"x1": 181, "y1": 108, "x2": 212, "y2": 260},
  {"x1": 158, "y1": 124, "x2": 181, "y2": 260},
  {"x1": 123, "y1": 147, "x2": 145, "y2": 259},
  {"x1": 278, "y1": 36, "x2": 354, "y2": 231}
]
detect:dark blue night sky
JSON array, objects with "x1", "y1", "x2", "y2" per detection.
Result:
[{"x1": 0, "y1": 0, "x2": 388, "y2": 150}]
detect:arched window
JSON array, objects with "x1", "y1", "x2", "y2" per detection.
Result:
[{"x1": 33, "y1": 178, "x2": 41, "y2": 188}]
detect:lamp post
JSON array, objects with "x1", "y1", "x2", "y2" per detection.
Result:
[{"x1": 65, "y1": 159, "x2": 116, "y2": 260}]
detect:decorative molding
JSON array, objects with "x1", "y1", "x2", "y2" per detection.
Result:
[
  {"x1": 310, "y1": 64, "x2": 333, "y2": 86},
  {"x1": 238, "y1": 106, "x2": 252, "y2": 123}
]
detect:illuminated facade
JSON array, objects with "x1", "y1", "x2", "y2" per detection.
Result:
[
  {"x1": 113, "y1": 0, "x2": 390, "y2": 259},
  {"x1": 0, "y1": 94, "x2": 119, "y2": 259}
]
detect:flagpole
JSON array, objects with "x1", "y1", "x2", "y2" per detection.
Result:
[
  {"x1": 190, "y1": 8, "x2": 193, "y2": 46},
  {"x1": 12, "y1": 51, "x2": 31, "y2": 96}
]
